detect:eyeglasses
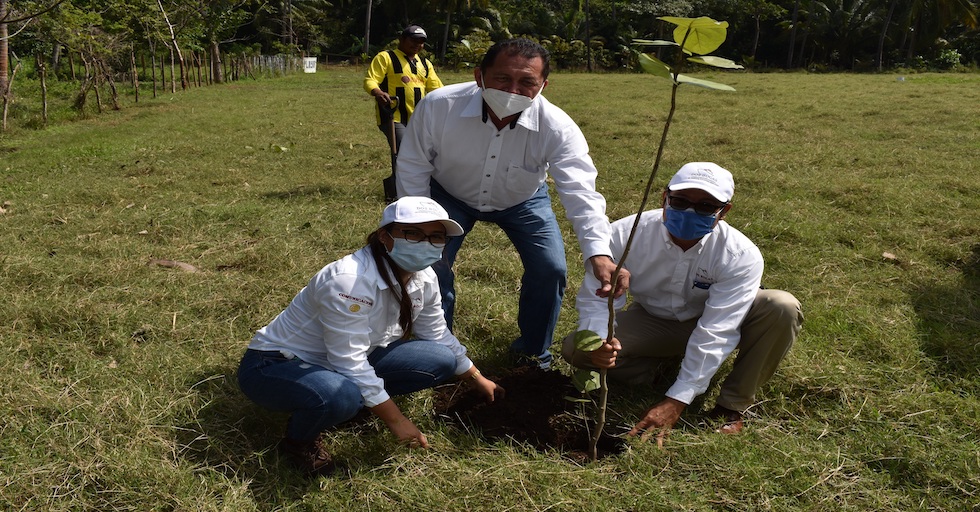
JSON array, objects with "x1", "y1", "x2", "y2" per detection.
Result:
[
  {"x1": 390, "y1": 227, "x2": 449, "y2": 248},
  {"x1": 666, "y1": 194, "x2": 727, "y2": 217}
]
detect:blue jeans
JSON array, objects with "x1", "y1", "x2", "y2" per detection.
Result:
[
  {"x1": 237, "y1": 339, "x2": 457, "y2": 442},
  {"x1": 430, "y1": 181, "x2": 566, "y2": 367}
]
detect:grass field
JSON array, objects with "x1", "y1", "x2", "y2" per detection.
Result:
[{"x1": 1, "y1": 67, "x2": 978, "y2": 511}]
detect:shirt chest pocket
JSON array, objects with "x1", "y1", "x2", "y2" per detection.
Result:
[
  {"x1": 504, "y1": 163, "x2": 545, "y2": 193},
  {"x1": 689, "y1": 279, "x2": 712, "y2": 301}
]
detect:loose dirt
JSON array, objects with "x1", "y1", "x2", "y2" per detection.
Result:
[{"x1": 432, "y1": 366, "x2": 625, "y2": 460}]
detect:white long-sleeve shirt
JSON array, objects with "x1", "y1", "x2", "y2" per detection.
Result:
[
  {"x1": 396, "y1": 81, "x2": 612, "y2": 261},
  {"x1": 248, "y1": 247, "x2": 473, "y2": 407},
  {"x1": 576, "y1": 209, "x2": 764, "y2": 405}
]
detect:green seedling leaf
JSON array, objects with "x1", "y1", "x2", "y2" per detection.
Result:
[
  {"x1": 676, "y1": 74, "x2": 736, "y2": 91},
  {"x1": 564, "y1": 395, "x2": 592, "y2": 404},
  {"x1": 659, "y1": 16, "x2": 728, "y2": 55},
  {"x1": 632, "y1": 38, "x2": 678, "y2": 47},
  {"x1": 687, "y1": 56, "x2": 744, "y2": 69},
  {"x1": 638, "y1": 53, "x2": 674, "y2": 81},
  {"x1": 573, "y1": 329, "x2": 604, "y2": 352},
  {"x1": 572, "y1": 369, "x2": 601, "y2": 393}
]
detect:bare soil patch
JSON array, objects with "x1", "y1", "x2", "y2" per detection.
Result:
[{"x1": 432, "y1": 366, "x2": 626, "y2": 461}]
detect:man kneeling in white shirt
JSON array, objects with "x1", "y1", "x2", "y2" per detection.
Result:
[{"x1": 562, "y1": 162, "x2": 803, "y2": 439}]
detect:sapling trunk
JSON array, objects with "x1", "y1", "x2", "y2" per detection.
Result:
[
  {"x1": 587, "y1": 27, "x2": 692, "y2": 461},
  {"x1": 588, "y1": 77, "x2": 680, "y2": 461}
]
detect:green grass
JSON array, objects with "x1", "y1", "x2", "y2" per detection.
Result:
[{"x1": 1, "y1": 67, "x2": 979, "y2": 511}]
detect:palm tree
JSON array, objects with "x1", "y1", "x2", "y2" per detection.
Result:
[
  {"x1": 786, "y1": 0, "x2": 801, "y2": 67},
  {"x1": 901, "y1": 0, "x2": 979, "y2": 59},
  {"x1": 876, "y1": 0, "x2": 899, "y2": 69},
  {"x1": 437, "y1": 0, "x2": 489, "y2": 61}
]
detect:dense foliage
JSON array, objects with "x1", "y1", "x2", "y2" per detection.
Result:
[{"x1": 2, "y1": 0, "x2": 978, "y2": 77}]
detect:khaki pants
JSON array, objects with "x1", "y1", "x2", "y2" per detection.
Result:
[{"x1": 562, "y1": 289, "x2": 803, "y2": 412}]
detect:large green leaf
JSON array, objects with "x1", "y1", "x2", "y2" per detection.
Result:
[
  {"x1": 638, "y1": 53, "x2": 674, "y2": 80},
  {"x1": 659, "y1": 16, "x2": 729, "y2": 55},
  {"x1": 573, "y1": 329, "x2": 604, "y2": 352},
  {"x1": 632, "y1": 38, "x2": 678, "y2": 47},
  {"x1": 572, "y1": 369, "x2": 601, "y2": 393},
  {"x1": 677, "y1": 74, "x2": 736, "y2": 91},
  {"x1": 688, "y1": 56, "x2": 744, "y2": 69}
]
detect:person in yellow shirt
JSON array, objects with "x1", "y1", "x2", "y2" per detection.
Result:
[{"x1": 364, "y1": 25, "x2": 443, "y2": 200}]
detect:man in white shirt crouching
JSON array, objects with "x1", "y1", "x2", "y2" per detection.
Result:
[{"x1": 563, "y1": 162, "x2": 803, "y2": 439}]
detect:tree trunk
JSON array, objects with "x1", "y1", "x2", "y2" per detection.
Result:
[
  {"x1": 169, "y1": 46, "x2": 176, "y2": 93},
  {"x1": 209, "y1": 40, "x2": 223, "y2": 84},
  {"x1": 1, "y1": 59, "x2": 20, "y2": 132},
  {"x1": 363, "y1": 0, "x2": 372, "y2": 56},
  {"x1": 0, "y1": 0, "x2": 9, "y2": 97},
  {"x1": 75, "y1": 55, "x2": 93, "y2": 112},
  {"x1": 786, "y1": 0, "x2": 800, "y2": 68},
  {"x1": 906, "y1": 14, "x2": 919, "y2": 60},
  {"x1": 585, "y1": 0, "x2": 592, "y2": 72},
  {"x1": 157, "y1": 0, "x2": 187, "y2": 90},
  {"x1": 876, "y1": 0, "x2": 898, "y2": 71},
  {"x1": 92, "y1": 58, "x2": 105, "y2": 114},
  {"x1": 131, "y1": 48, "x2": 140, "y2": 103},
  {"x1": 797, "y1": 29, "x2": 809, "y2": 68},
  {"x1": 52, "y1": 44, "x2": 61, "y2": 76},
  {"x1": 194, "y1": 51, "x2": 202, "y2": 87},
  {"x1": 441, "y1": 8, "x2": 451, "y2": 62},
  {"x1": 99, "y1": 59, "x2": 120, "y2": 110},
  {"x1": 38, "y1": 51, "x2": 48, "y2": 123},
  {"x1": 159, "y1": 51, "x2": 166, "y2": 95},
  {"x1": 149, "y1": 53, "x2": 156, "y2": 98}
]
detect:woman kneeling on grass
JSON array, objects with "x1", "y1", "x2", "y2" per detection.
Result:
[{"x1": 237, "y1": 196, "x2": 504, "y2": 475}]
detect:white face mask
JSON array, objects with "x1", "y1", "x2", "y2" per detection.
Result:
[{"x1": 481, "y1": 81, "x2": 539, "y2": 119}]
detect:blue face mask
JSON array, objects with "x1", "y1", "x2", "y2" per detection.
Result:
[
  {"x1": 387, "y1": 238, "x2": 444, "y2": 272},
  {"x1": 664, "y1": 204, "x2": 717, "y2": 241}
]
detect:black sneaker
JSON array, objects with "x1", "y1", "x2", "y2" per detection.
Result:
[{"x1": 278, "y1": 436, "x2": 335, "y2": 476}]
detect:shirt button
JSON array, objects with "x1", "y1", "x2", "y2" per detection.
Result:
[{"x1": 490, "y1": 155, "x2": 496, "y2": 159}]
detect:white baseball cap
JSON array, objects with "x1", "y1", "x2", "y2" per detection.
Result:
[
  {"x1": 667, "y1": 162, "x2": 735, "y2": 203},
  {"x1": 380, "y1": 197, "x2": 463, "y2": 236}
]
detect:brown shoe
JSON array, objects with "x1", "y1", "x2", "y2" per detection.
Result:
[
  {"x1": 279, "y1": 436, "x2": 335, "y2": 476},
  {"x1": 707, "y1": 405, "x2": 744, "y2": 434}
]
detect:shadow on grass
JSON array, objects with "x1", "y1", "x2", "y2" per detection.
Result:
[
  {"x1": 911, "y1": 242, "x2": 980, "y2": 387},
  {"x1": 175, "y1": 366, "x2": 343, "y2": 507}
]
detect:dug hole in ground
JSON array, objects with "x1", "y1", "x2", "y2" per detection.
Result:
[{"x1": 432, "y1": 366, "x2": 628, "y2": 461}]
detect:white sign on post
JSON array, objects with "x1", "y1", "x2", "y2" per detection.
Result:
[{"x1": 303, "y1": 57, "x2": 317, "y2": 73}]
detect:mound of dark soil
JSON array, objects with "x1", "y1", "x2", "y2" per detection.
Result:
[{"x1": 432, "y1": 366, "x2": 625, "y2": 460}]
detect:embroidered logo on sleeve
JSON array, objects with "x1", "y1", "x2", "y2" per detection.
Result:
[{"x1": 339, "y1": 293, "x2": 373, "y2": 311}]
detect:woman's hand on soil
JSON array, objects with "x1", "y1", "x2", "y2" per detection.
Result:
[
  {"x1": 390, "y1": 418, "x2": 429, "y2": 448},
  {"x1": 475, "y1": 375, "x2": 505, "y2": 402}
]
